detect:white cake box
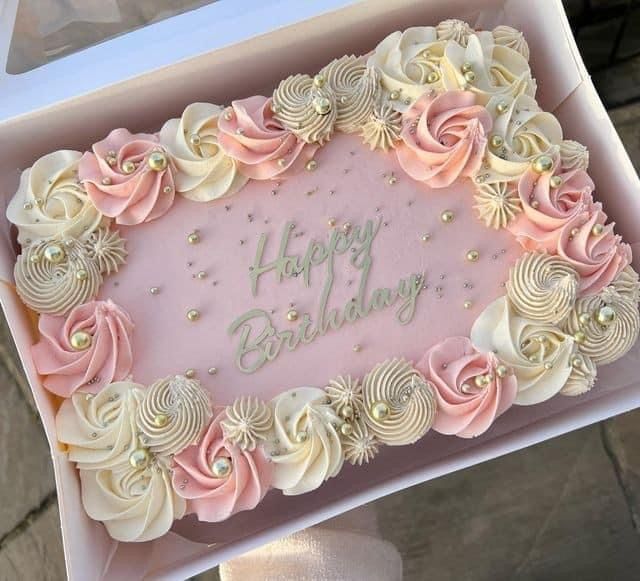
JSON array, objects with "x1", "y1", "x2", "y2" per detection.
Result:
[{"x1": 1, "y1": 0, "x2": 640, "y2": 578}]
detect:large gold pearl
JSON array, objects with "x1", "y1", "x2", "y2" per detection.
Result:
[
  {"x1": 313, "y1": 96, "x2": 332, "y2": 115},
  {"x1": 463, "y1": 70, "x2": 476, "y2": 83},
  {"x1": 43, "y1": 244, "x2": 65, "y2": 264},
  {"x1": 153, "y1": 413, "x2": 169, "y2": 427},
  {"x1": 148, "y1": 151, "x2": 168, "y2": 171},
  {"x1": 496, "y1": 101, "x2": 509, "y2": 114},
  {"x1": 591, "y1": 223, "x2": 604, "y2": 236},
  {"x1": 129, "y1": 448, "x2": 150, "y2": 470},
  {"x1": 122, "y1": 160, "x2": 136, "y2": 174},
  {"x1": 461, "y1": 62, "x2": 473, "y2": 73},
  {"x1": 76, "y1": 269, "x2": 88, "y2": 281},
  {"x1": 370, "y1": 400, "x2": 390, "y2": 421},
  {"x1": 295, "y1": 431, "x2": 308, "y2": 444},
  {"x1": 305, "y1": 159, "x2": 318, "y2": 171},
  {"x1": 187, "y1": 231, "x2": 200, "y2": 244},
  {"x1": 287, "y1": 309, "x2": 299, "y2": 322},
  {"x1": 496, "y1": 364, "x2": 508, "y2": 378},
  {"x1": 427, "y1": 71, "x2": 440, "y2": 84},
  {"x1": 573, "y1": 330, "x2": 586, "y2": 344},
  {"x1": 70, "y1": 330, "x2": 92, "y2": 351},
  {"x1": 340, "y1": 405, "x2": 354, "y2": 420},
  {"x1": 578, "y1": 312, "x2": 591, "y2": 326},
  {"x1": 313, "y1": 74, "x2": 326, "y2": 88},
  {"x1": 211, "y1": 457, "x2": 232, "y2": 478},
  {"x1": 340, "y1": 423, "x2": 353, "y2": 436},
  {"x1": 474, "y1": 374, "x2": 488, "y2": 388},
  {"x1": 532, "y1": 155, "x2": 553, "y2": 174},
  {"x1": 596, "y1": 305, "x2": 616, "y2": 326},
  {"x1": 550, "y1": 175, "x2": 563, "y2": 188},
  {"x1": 466, "y1": 249, "x2": 480, "y2": 262},
  {"x1": 189, "y1": 133, "x2": 201, "y2": 146},
  {"x1": 489, "y1": 134, "x2": 504, "y2": 149},
  {"x1": 441, "y1": 210, "x2": 454, "y2": 223},
  {"x1": 187, "y1": 309, "x2": 201, "y2": 322}
]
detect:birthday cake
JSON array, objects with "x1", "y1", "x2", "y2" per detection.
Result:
[{"x1": 7, "y1": 19, "x2": 640, "y2": 543}]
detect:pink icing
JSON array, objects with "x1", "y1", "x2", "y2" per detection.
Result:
[
  {"x1": 556, "y1": 202, "x2": 632, "y2": 296},
  {"x1": 508, "y1": 157, "x2": 595, "y2": 251},
  {"x1": 79, "y1": 128, "x2": 175, "y2": 225},
  {"x1": 172, "y1": 409, "x2": 272, "y2": 522},
  {"x1": 31, "y1": 299, "x2": 134, "y2": 397},
  {"x1": 416, "y1": 336, "x2": 517, "y2": 438},
  {"x1": 218, "y1": 96, "x2": 318, "y2": 180},
  {"x1": 396, "y1": 91, "x2": 492, "y2": 188}
]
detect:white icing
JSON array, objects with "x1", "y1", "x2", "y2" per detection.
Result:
[
  {"x1": 342, "y1": 418, "x2": 379, "y2": 466},
  {"x1": 474, "y1": 181, "x2": 522, "y2": 229},
  {"x1": 362, "y1": 358, "x2": 437, "y2": 446},
  {"x1": 507, "y1": 252, "x2": 578, "y2": 324},
  {"x1": 220, "y1": 396, "x2": 273, "y2": 451},
  {"x1": 80, "y1": 459, "x2": 186, "y2": 542},
  {"x1": 559, "y1": 139, "x2": 589, "y2": 171},
  {"x1": 56, "y1": 381, "x2": 144, "y2": 470},
  {"x1": 159, "y1": 102, "x2": 247, "y2": 202},
  {"x1": 137, "y1": 375, "x2": 212, "y2": 455},
  {"x1": 611, "y1": 265, "x2": 640, "y2": 304},
  {"x1": 561, "y1": 352, "x2": 597, "y2": 396},
  {"x1": 436, "y1": 19, "x2": 474, "y2": 46},
  {"x1": 360, "y1": 101, "x2": 403, "y2": 151},
  {"x1": 6, "y1": 150, "x2": 104, "y2": 246},
  {"x1": 267, "y1": 387, "x2": 343, "y2": 495},
  {"x1": 325, "y1": 375, "x2": 364, "y2": 418},
  {"x1": 471, "y1": 297, "x2": 575, "y2": 405},
  {"x1": 83, "y1": 227, "x2": 127, "y2": 275},
  {"x1": 492, "y1": 25, "x2": 530, "y2": 60},
  {"x1": 15, "y1": 238, "x2": 102, "y2": 316}
]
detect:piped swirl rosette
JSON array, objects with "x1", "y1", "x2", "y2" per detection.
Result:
[
  {"x1": 417, "y1": 337, "x2": 517, "y2": 438},
  {"x1": 15, "y1": 238, "x2": 102, "y2": 316},
  {"x1": 220, "y1": 396, "x2": 273, "y2": 451},
  {"x1": 362, "y1": 358, "x2": 437, "y2": 446},
  {"x1": 506, "y1": 252, "x2": 578, "y2": 324},
  {"x1": 172, "y1": 409, "x2": 272, "y2": 522},
  {"x1": 6, "y1": 150, "x2": 104, "y2": 246},
  {"x1": 266, "y1": 387, "x2": 343, "y2": 495},
  {"x1": 80, "y1": 458, "x2": 185, "y2": 543},
  {"x1": 137, "y1": 375, "x2": 212, "y2": 456},
  {"x1": 159, "y1": 102, "x2": 247, "y2": 201},
  {"x1": 272, "y1": 74, "x2": 337, "y2": 145}
]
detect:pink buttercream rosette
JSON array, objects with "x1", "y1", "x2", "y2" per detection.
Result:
[
  {"x1": 172, "y1": 409, "x2": 272, "y2": 522},
  {"x1": 396, "y1": 91, "x2": 492, "y2": 188},
  {"x1": 508, "y1": 156, "x2": 596, "y2": 251},
  {"x1": 557, "y1": 202, "x2": 632, "y2": 296},
  {"x1": 218, "y1": 95, "x2": 319, "y2": 180},
  {"x1": 417, "y1": 337, "x2": 517, "y2": 438},
  {"x1": 32, "y1": 299, "x2": 134, "y2": 397},
  {"x1": 79, "y1": 128, "x2": 176, "y2": 225}
]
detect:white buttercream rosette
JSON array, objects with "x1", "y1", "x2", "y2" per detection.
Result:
[{"x1": 266, "y1": 387, "x2": 344, "y2": 495}]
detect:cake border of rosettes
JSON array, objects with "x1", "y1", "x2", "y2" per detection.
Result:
[{"x1": 6, "y1": 18, "x2": 640, "y2": 543}]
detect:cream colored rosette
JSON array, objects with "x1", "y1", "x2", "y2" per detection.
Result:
[
  {"x1": 367, "y1": 27, "x2": 446, "y2": 110},
  {"x1": 610, "y1": 265, "x2": 640, "y2": 303},
  {"x1": 220, "y1": 396, "x2": 273, "y2": 451},
  {"x1": 79, "y1": 458, "x2": 186, "y2": 543},
  {"x1": 471, "y1": 297, "x2": 575, "y2": 405},
  {"x1": 441, "y1": 33, "x2": 536, "y2": 106},
  {"x1": 15, "y1": 238, "x2": 103, "y2": 316},
  {"x1": 362, "y1": 358, "x2": 437, "y2": 446},
  {"x1": 83, "y1": 227, "x2": 127, "y2": 275},
  {"x1": 56, "y1": 381, "x2": 144, "y2": 470},
  {"x1": 492, "y1": 25, "x2": 530, "y2": 59},
  {"x1": 562, "y1": 287, "x2": 640, "y2": 365},
  {"x1": 473, "y1": 180, "x2": 522, "y2": 229},
  {"x1": 272, "y1": 74, "x2": 337, "y2": 144},
  {"x1": 137, "y1": 375, "x2": 212, "y2": 456},
  {"x1": 485, "y1": 94, "x2": 563, "y2": 177},
  {"x1": 318, "y1": 55, "x2": 380, "y2": 133},
  {"x1": 360, "y1": 101, "x2": 403, "y2": 151},
  {"x1": 507, "y1": 252, "x2": 578, "y2": 324},
  {"x1": 436, "y1": 19, "x2": 474, "y2": 46},
  {"x1": 266, "y1": 387, "x2": 344, "y2": 495},
  {"x1": 159, "y1": 102, "x2": 247, "y2": 202},
  {"x1": 6, "y1": 150, "x2": 104, "y2": 246},
  {"x1": 325, "y1": 375, "x2": 364, "y2": 420},
  {"x1": 561, "y1": 351, "x2": 597, "y2": 396},
  {"x1": 342, "y1": 418, "x2": 379, "y2": 466},
  {"x1": 560, "y1": 139, "x2": 589, "y2": 171}
]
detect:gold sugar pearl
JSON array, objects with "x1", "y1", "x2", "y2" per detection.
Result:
[
  {"x1": 29, "y1": 254, "x2": 41, "y2": 264},
  {"x1": 474, "y1": 374, "x2": 488, "y2": 388},
  {"x1": 343, "y1": 222, "x2": 352, "y2": 232},
  {"x1": 101, "y1": 177, "x2": 112, "y2": 186},
  {"x1": 596, "y1": 305, "x2": 616, "y2": 326},
  {"x1": 463, "y1": 300, "x2": 473, "y2": 309},
  {"x1": 70, "y1": 330, "x2": 92, "y2": 351},
  {"x1": 286, "y1": 309, "x2": 299, "y2": 322},
  {"x1": 570, "y1": 227, "x2": 579, "y2": 237},
  {"x1": 43, "y1": 244, "x2": 65, "y2": 264},
  {"x1": 370, "y1": 400, "x2": 390, "y2": 421},
  {"x1": 550, "y1": 175, "x2": 563, "y2": 188},
  {"x1": 388, "y1": 174, "x2": 397, "y2": 185},
  {"x1": 149, "y1": 286, "x2": 160, "y2": 295},
  {"x1": 421, "y1": 233, "x2": 431, "y2": 242},
  {"x1": 129, "y1": 448, "x2": 150, "y2": 470},
  {"x1": 591, "y1": 223, "x2": 604, "y2": 236},
  {"x1": 573, "y1": 331, "x2": 586, "y2": 344},
  {"x1": 313, "y1": 74, "x2": 326, "y2": 88},
  {"x1": 163, "y1": 185, "x2": 173, "y2": 194},
  {"x1": 211, "y1": 457, "x2": 232, "y2": 478},
  {"x1": 305, "y1": 159, "x2": 318, "y2": 171},
  {"x1": 312, "y1": 95, "x2": 332, "y2": 116},
  {"x1": 122, "y1": 160, "x2": 136, "y2": 174},
  {"x1": 187, "y1": 231, "x2": 200, "y2": 244},
  {"x1": 389, "y1": 90, "x2": 400, "y2": 101},
  {"x1": 189, "y1": 133, "x2": 201, "y2": 146},
  {"x1": 466, "y1": 249, "x2": 480, "y2": 262},
  {"x1": 106, "y1": 155, "x2": 117, "y2": 167},
  {"x1": 496, "y1": 101, "x2": 509, "y2": 114},
  {"x1": 187, "y1": 309, "x2": 201, "y2": 322},
  {"x1": 578, "y1": 312, "x2": 591, "y2": 326},
  {"x1": 185, "y1": 368, "x2": 196, "y2": 379},
  {"x1": 531, "y1": 155, "x2": 553, "y2": 174},
  {"x1": 461, "y1": 62, "x2": 473, "y2": 73},
  {"x1": 148, "y1": 151, "x2": 168, "y2": 172},
  {"x1": 23, "y1": 202, "x2": 33, "y2": 211},
  {"x1": 76, "y1": 269, "x2": 88, "y2": 281},
  {"x1": 340, "y1": 405, "x2": 354, "y2": 419},
  {"x1": 277, "y1": 158, "x2": 287, "y2": 167},
  {"x1": 441, "y1": 210, "x2": 454, "y2": 223},
  {"x1": 295, "y1": 431, "x2": 308, "y2": 443},
  {"x1": 327, "y1": 217, "x2": 337, "y2": 228},
  {"x1": 208, "y1": 367, "x2": 218, "y2": 375},
  {"x1": 496, "y1": 365, "x2": 508, "y2": 378},
  {"x1": 427, "y1": 71, "x2": 440, "y2": 84},
  {"x1": 353, "y1": 344, "x2": 362, "y2": 352},
  {"x1": 463, "y1": 70, "x2": 476, "y2": 83},
  {"x1": 489, "y1": 134, "x2": 504, "y2": 149},
  {"x1": 196, "y1": 270, "x2": 207, "y2": 280},
  {"x1": 153, "y1": 413, "x2": 169, "y2": 427},
  {"x1": 340, "y1": 423, "x2": 353, "y2": 436},
  {"x1": 572, "y1": 357, "x2": 582, "y2": 368}
]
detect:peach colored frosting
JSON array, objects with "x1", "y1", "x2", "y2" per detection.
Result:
[
  {"x1": 79, "y1": 129, "x2": 175, "y2": 225},
  {"x1": 397, "y1": 91, "x2": 492, "y2": 188},
  {"x1": 172, "y1": 409, "x2": 272, "y2": 522},
  {"x1": 417, "y1": 337, "x2": 517, "y2": 438},
  {"x1": 557, "y1": 203, "x2": 632, "y2": 296},
  {"x1": 218, "y1": 96, "x2": 319, "y2": 180},
  {"x1": 32, "y1": 299, "x2": 134, "y2": 397},
  {"x1": 508, "y1": 158, "x2": 595, "y2": 251}
]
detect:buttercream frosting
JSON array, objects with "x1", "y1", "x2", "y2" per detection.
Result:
[
  {"x1": 341, "y1": 418, "x2": 379, "y2": 466},
  {"x1": 15, "y1": 238, "x2": 102, "y2": 316},
  {"x1": 362, "y1": 358, "x2": 437, "y2": 446},
  {"x1": 220, "y1": 396, "x2": 273, "y2": 451},
  {"x1": 559, "y1": 139, "x2": 589, "y2": 171},
  {"x1": 32, "y1": 299, "x2": 134, "y2": 397},
  {"x1": 218, "y1": 96, "x2": 319, "y2": 179},
  {"x1": 159, "y1": 102, "x2": 247, "y2": 201},
  {"x1": 319, "y1": 55, "x2": 380, "y2": 133},
  {"x1": 563, "y1": 287, "x2": 640, "y2": 365},
  {"x1": 80, "y1": 458, "x2": 185, "y2": 542},
  {"x1": 83, "y1": 227, "x2": 127, "y2": 276},
  {"x1": 561, "y1": 351, "x2": 597, "y2": 396},
  {"x1": 492, "y1": 25, "x2": 530, "y2": 60},
  {"x1": 436, "y1": 19, "x2": 474, "y2": 46},
  {"x1": 471, "y1": 297, "x2": 575, "y2": 405},
  {"x1": 172, "y1": 409, "x2": 272, "y2": 522},
  {"x1": 474, "y1": 180, "x2": 522, "y2": 229},
  {"x1": 506, "y1": 252, "x2": 578, "y2": 324},
  {"x1": 397, "y1": 91, "x2": 492, "y2": 188},
  {"x1": 266, "y1": 387, "x2": 343, "y2": 495},
  {"x1": 79, "y1": 129, "x2": 175, "y2": 225},
  {"x1": 360, "y1": 101, "x2": 403, "y2": 151},
  {"x1": 611, "y1": 265, "x2": 640, "y2": 303},
  {"x1": 6, "y1": 150, "x2": 104, "y2": 246},
  {"x1": 417, "y1": 337, "x2": 517, "y2": 438},
  {"x1": 137, "y1": 375, "x2": 212, "y2": 456},
  {"x1": 325, "y1": 375, "x2": 364, "y2": 419},
  {"x1": 56, "y1": 380, "x2": 144, "y2": 470},
  {"x1": 272, "y1": 74, "x2": 337, "y2": 145}
]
